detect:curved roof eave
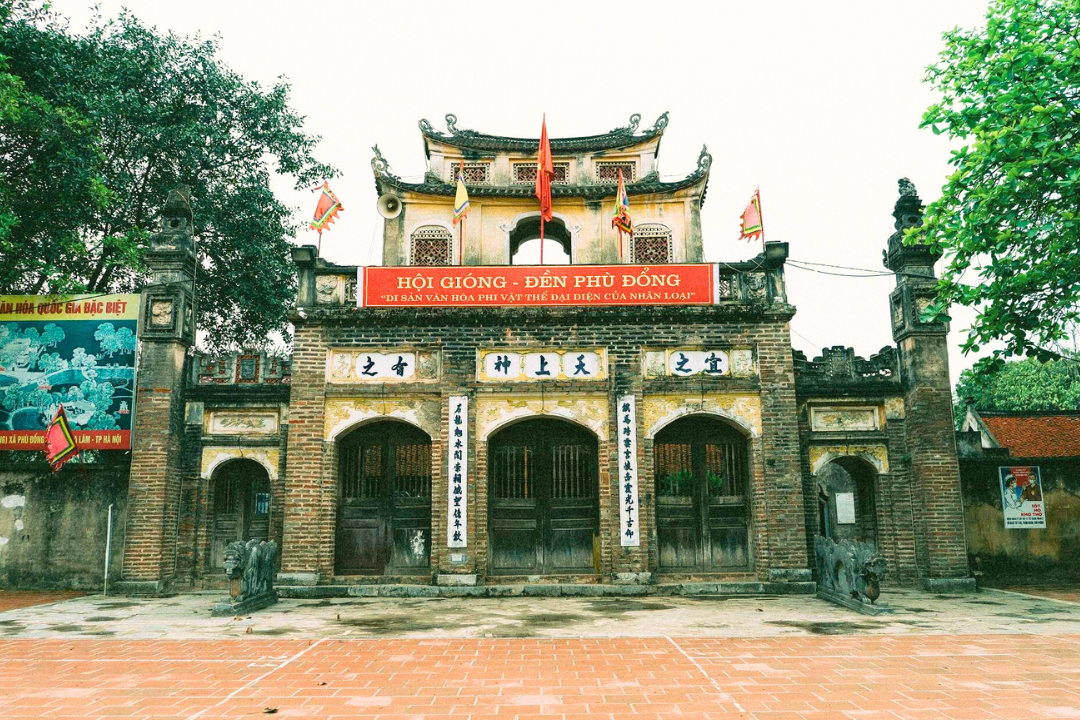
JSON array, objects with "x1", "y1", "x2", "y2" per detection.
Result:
[
  {"x1": 417, "y1": 112, "x2": 670, "y2": 155},
  {"x1": 374, "y1": 145, "x2": 712, "y2": 207}
]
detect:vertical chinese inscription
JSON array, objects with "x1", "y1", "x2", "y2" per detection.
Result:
[
  {"x1": 618, "y1": 394, "x2": 640, "y2": 547},
  {"x1": 448, "y1": 395, "x2": 469, "y2": 548}
]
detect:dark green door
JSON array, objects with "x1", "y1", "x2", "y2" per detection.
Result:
[
  {"x1": 336, "y1": 421, "x2": 432, "y2": 575},
  {"x1": 488, "y1": 419, "x2": 599, "y2": 574},
  {"x1": 654, "y1": 416, "x2": 749, "y2": 571}
]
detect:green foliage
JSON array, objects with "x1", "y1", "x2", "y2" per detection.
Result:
[
  {"x1": 955, "y1": 357, "x2": 1080, "y2": 425},
  {"x1": 919, "y1": 0, "x2": 1080, "y2": 368},
  {"x1": 0, "y1": 6, "x2": 336, "y2": 351}
]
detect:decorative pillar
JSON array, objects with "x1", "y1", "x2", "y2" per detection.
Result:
[
  {"x1": 884, "y1": 179, "x2": 975, "y2": 592},
  {"x1": 116, "y1": 187, "x2": 197, "y2": 594}
]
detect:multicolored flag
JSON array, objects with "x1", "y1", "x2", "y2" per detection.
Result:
[
  {"x1": 310, "y1": 182, "x2": 343, "y2": 236},
  {"x1": 739, "y1": 188, "x2": 764, "y2": 242},
  {"x1": 535, "y1": 116, "x2": 554, "y2": 263},
  {"x1": 44, "y1": 405, "x2": 80, "y2": 472},
  {"x1": 612, "y1": 168, "x2": 633, "y2": 235},
  {"x1": 453, "y1": 165, "x2": 470, "y2": 225}
]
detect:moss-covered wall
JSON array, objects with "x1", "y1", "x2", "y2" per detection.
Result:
[
  {"x1": 960, "y1": 458, "x2": 1080, "y2": 584},
  {"x1": 0, "y1": 462, "x2": 128, "y2": 590}
]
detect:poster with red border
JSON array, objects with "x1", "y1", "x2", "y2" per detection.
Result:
[
  {"x1": 0, "y1": 294, "x2": 140, "y2": 451},
  {"x1": 998, "y1": 465, "x2": 1046, "y2": 529}
]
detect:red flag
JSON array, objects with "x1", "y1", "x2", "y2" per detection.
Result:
[
  {"x1": 535, "y1": 116, "x2": 553, "y2": 262},
  {"x1": 739, "y1": 188, "x2": 764, "y2": 242},
  {"x1": 44, "y1": 405, "x2": 80, "y2": 472},
  {"x1": 310, "y1": 182, "x2": 343, "y2": 254}
]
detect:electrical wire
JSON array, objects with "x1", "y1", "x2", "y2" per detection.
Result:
[{"x1": 786, "y1": 261, "x2": 893, "y2": 278}]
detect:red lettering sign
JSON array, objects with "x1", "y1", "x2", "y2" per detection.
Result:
[
  {"x1": 0, "y1": 430, "x2": 131, "y2": 451},
  {"x1": 360, "y1": 264, "x2": 716, "y2": 308}
]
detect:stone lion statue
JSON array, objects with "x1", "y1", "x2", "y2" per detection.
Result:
[
  {"x1": 222, "y1": 539, "x2": 277, "y2": 603},
  {"x1": 815, "y1": 535, "x2": 888, "y2": 605}
]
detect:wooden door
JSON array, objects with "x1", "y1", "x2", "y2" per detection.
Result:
[
  {"x1": 210, "y1": 460, "x2": 270, "y2": 568},
  {"x1": 655, "y1": 417, "x2": 749, "y2": 571},
  {"x1": 489, "y1": 419, "x2": 598, "y2": 574},
  {"x1": 336, "y1": 422, "x2": 432, "y2": 576}
]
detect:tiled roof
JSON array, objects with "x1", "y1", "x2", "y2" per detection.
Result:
[
  {"x1": 980, "y1": 412, "x2": 1080, "y2": 458},
  {"x1": 419, "y1": 113, "x2": 669, "y2": 154}
]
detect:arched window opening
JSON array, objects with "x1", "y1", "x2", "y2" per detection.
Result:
[
  {"x1": 509, "y1": 216, "x2": 572, "y2": 265},
  {"x1": 654, "y1": 415, "x2": 750, "y2": 570},
  {"x1": 631, "y1": 223, "x2": 673, "y2": 264},
  {"x1": 410, "y1": 225, "x2": 453, "y2": 266},
  {"x1": 817, "y1": 457, "x2": 878, "y2": 546}
]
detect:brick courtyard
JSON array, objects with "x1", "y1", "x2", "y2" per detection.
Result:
[
  {"x1": 0, "y1": 589, "x2": 1078, "y2": 719},
  {"x1": 0, "y1": 635, "x2": 1078, "y2": 719}
]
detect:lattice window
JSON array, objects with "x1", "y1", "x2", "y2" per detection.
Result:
[
  {"x1": 512, "y1": 162, "x2": 569, "y2": 185},
  {"x1": 410, "y1": 225, "x2": 453, "y2": 266},
  {"x1": 341, "y1": 443, "x2": 382, "y2": 501},
  {"x1": 551, "y1": 444, "x2": 593, "y2": 499},
  {"x1": 448, "y1": 162, "x2": 490, "y2": 184},
  {"x1": 393, "y1": 444, "x2": 431, "y2": 498},
  {"x1": 630, "y1": 223, "x2": 673, "y2": 264},
  {"x1": 595, "y1": 161, "x2": 636, "y2": 184},
  {"x1": 492, "y1": 446, "x2": 532, "y2": 499}
]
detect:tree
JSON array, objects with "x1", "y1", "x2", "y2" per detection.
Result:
[
  {"x1": 919, "y1": 0, "x2": 1080, "y2": 368},
  {"x1": 0, "y1": 5, "x2": 337, "y2": 350},
  {"x1": 955, "y1": 357, "x2": 1080, "y2": 425}
]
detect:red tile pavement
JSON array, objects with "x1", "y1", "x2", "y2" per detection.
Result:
[
  {"x1": 0, "y1": 590, "x2": 83, "y2": 613},
  {"x1": 0, "y1": 635, "x2": 1077, "y2": 719}
]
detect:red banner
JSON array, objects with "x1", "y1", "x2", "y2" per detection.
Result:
[
  {"x1": 0, "y1": 430, "x2": 131, "y2": 451},
  {"x1": 361, "y1": 264, "x2": 715, "y2": 308}
]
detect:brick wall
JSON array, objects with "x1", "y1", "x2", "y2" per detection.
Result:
[
  {"x1": 899, "y1": 335, "x2": 970, "y2": 578},
  {"x1": 122, "y1": 341, "x2": 187, "y2": 583},
  {"x1": 283, "y1": 303, "x2": 810, "y2": 581}
]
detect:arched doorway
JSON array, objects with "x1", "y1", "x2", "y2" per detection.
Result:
[
  {"x1": 816, "y1": 457, "x2": 878, "y2": 546},
  {"x1": 336, "y1": 420, "x2": 432, "y2": 575},
  {"x1": 210, "y1": 459, "x2": 271, "y2": 568},
  {"x1": 654, "y1": 416, "x2": 750, "y2": 570},
  {"x1": 509, "y1": 216, "x2": 572, "y2": 265},
  {"x1": 488, "y1": 417, "x2": 599, "y2": 574}
]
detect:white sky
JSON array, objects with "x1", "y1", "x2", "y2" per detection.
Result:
[{"x1": 55, "y1": 0, "x2": 994, "y2": 383}]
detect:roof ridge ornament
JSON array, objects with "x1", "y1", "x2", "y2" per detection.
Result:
[
  {"x1": 370, "y1": 145, "x2": 399, "y2": 181},
  {"x1": 649, "y1": 111, "x2": 670, "y2": 133},
  {"x1": 696, "y1": 145, "x2": 712, "y2": 173},
  {"x1": 608, "y1": 113, "x2": 642, "y2": 135},
  {"x1": 445, "y1": 113, "x2": 479, "y2": 138}
]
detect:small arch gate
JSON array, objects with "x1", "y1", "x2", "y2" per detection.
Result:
[
  {"x1": 209, "y1": 459, "x2": 271, "y2": 568},
  {"x1": 335, "y1": 420, "x2": 432, "y2": 576}
]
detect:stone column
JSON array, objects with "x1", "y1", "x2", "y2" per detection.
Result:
[
  {"x1": 884, "y1": 179, "x2": 975, "y2": 592},
  {"x1": 116, "y1": 187, "x2": 197, "y2": 594}
]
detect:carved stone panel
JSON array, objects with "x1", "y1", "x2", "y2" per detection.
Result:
[
  {"x1": 809, "y1": 406, "x2": 881, "y2": 433},
  {"x1": 206, "y1": 410, "x2": 279, "y2": 435}
]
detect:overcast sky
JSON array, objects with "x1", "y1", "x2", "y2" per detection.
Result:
[{"x1": 55, "y1": 0, "x2": 994, "y2": 383}]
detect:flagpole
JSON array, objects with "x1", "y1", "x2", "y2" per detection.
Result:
[{"x1": 459, "y1": 160, "x2": 465, "y2": 265}]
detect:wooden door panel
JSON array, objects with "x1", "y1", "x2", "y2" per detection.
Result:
[
  {"x1": 210, "y1": 516, "x2": 239, "y2": 568},
  {"x1": 336, "y1": 521, "x2": 383, "y2": 574},
  {"x1": 388, "y1": 496, "x2": 431, "y2": 573},
  {"x1": 490, "y1": 500, "x2": 540, "y2": 572}
]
